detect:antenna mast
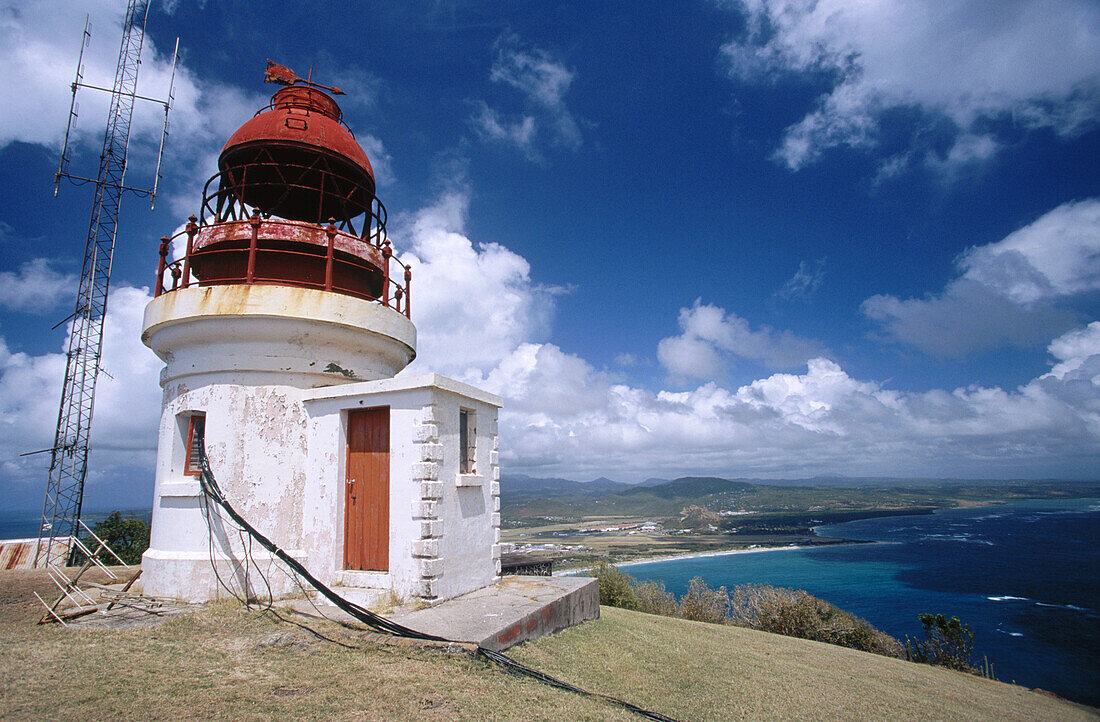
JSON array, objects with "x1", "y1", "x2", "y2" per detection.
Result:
[{"x1": 36, "y1": 0, "x2": 176, "y2": 567}]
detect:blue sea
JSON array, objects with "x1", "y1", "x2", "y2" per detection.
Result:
[
  {"x1": 623, "y1": 498, "x2": 1100, "y2": 707},
  {"x1": 0, "y1": 508, "x2": 153, "y2": 541}
]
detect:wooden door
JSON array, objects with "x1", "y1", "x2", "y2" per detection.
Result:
[{"x1": 344, "y1": 407, "x2": 389, "y2": 571}]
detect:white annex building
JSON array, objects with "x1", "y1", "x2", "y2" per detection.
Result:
[{"x1": 140, "y1": 68, "x2": 503, "y2": 607}]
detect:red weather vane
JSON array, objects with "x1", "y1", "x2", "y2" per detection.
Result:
[{"x1": 264, "y1": 59, "x2": 345, "y2": 95}]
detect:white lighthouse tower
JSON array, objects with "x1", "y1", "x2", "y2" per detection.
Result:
[{"x1": 141, "y1": 64, "x2": 502, "y2": 606}]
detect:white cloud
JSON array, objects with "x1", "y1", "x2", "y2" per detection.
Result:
[
  {"x1": 1046, "y1": 321, "x2": 1100, "y2": 381},
  {"x1": 0, "y1": 0, "x2": 268, "y2": 216},
  {"x1": 472, "y1": 32, "x2": 582, "y2": 156},
  {"x1": 358, "y1": 134, "x2": 395, "y2": 189},
  {"x1": 491, "y1": 32, "x2": 576, "y2": 112},
  {"x1": 960, "y1": 198, "x2": 1100, "y2": 303},
  {"x1": 384, "y1": 195, "x2": 1098, "y2": 480},
  {"x1": 657, "y1": 300, "x2": 828, "y2": 378},
  {"x1": 396, "y1": 191, "x2": 560, "y2": 378},
  {"x1": 481, "y1": 333, "x2": 1100, "y2": 480},
  {"x1": 4, "y1": 192, "x2": 1099, "y2": 501},
  {"x1": 471, "y1": 102, "x2": 538, "y2": 153},
  {"x1": 719, "y1": 0, "x2": 1100, "y2": 171},
  {"x1": 863, "y1": 199, "x2": 1098, "y2": 357},
  {"x1": 778, "y1": 258, "x2": 826, "y2": 299},
  {"x1": 0, "y1": 259, "x2": 77, "y2": 313},
  {"x1": 0, "y1": 284, "x2": 161, "y2": 498}
]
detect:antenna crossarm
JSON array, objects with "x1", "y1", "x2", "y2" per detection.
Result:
[{"x1": 72, "y1": 81, "x2": 171, "y2": 107}]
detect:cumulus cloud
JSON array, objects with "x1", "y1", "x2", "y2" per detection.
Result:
[
  {"x1": 472, "y1": 31, "x2": 582, "y2": 156},
  {"x1": 387, "y1": 195, "x2": 1099, "y2": 480},
  {"x1": 960, "y1": 198, "x2": 1100, "y2": 303},
  {"x1": 396, "y1": 191, "x2": 560, "y2": 378},
  {"x1": 657, "y1": 300, "x2": 828, "y2": 378},
  {"x1": 0, "y1": 284, "x2": 161, "y2": 505},
  {"x1": 863, "y1": 199, "x2": 1098, "y2": 357},
  {"x1": 4, "y1": 192, "x2": 1099, "y2": 500},
  {"x1": 0, "y1": 259, "x2": 77, "y2": 313},
  {"x1": 1046, "y1": 321, "x2": 1100, "y2": 381},
  {"x1": 476, "y1": 330, "x2": 1100, "y2": 480},
  {"x1": 718, "y1": 0, "x2": 1100, "y2": 171},
  {"x1": 0, "y1": 0, "x2": 268, "y2": 215}
]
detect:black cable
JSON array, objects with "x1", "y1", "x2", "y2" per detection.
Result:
[
  {"x1": 200, "y1": 480, "x2": 248, "y2": 606},
  {"x1": 194, "y1": 440, "x2": 680, "y2": 722},
  {"x1": 197, "y1": 450, "x2": 446, "y2": 641}
]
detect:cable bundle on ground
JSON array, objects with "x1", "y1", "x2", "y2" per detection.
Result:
[{"x1": 195, "y1": 443, "x2": 680, "y2": 722}]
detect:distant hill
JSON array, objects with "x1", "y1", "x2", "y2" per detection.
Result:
[
  {"x1": 618, "y1": 476, "x2": 756, "y2": 499},
  {"x1": 499, "y1": 474, "x2": 634, "y2": 505},
  {"x1": 499, "y1": 473, "x2": 1100, "y2": 520}
]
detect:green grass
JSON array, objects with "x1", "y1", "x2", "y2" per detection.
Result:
[{"x1": 511, "y1": 607, "x2": 1098, "y2": 722}]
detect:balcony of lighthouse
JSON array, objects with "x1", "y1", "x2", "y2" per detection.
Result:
[
  {"x1": 144, "y1": 174, "x2": 416, "y2": 389},
  {"x1": 154, "y1": 168, "x2": 411, "y2": 318}
]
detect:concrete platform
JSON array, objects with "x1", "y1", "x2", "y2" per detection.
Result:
[
  {"x1": 392, "y1": 575, "x2": 599, "y2": 651},
  {"x1": 298, "y1": 575, "x2": 599, "y2": 651}
]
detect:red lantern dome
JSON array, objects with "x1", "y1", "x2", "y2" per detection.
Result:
[
  {"x1": 218, "y1": 84, "x2": 376, "y2": 223},
  {"x1": 153, "y1": 64, "x2": 412, "y2": 319}
]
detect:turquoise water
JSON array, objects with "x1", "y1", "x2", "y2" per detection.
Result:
[{"x1": 623, "y1": 498, "x2": 1100, "y2": 706}]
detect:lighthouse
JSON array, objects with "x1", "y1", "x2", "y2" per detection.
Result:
[{"x1": 141, "y1": 64, "x2": 502, "y2": 606}]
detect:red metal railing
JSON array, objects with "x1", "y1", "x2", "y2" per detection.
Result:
[{"x1": 154, "y1": 213, "x2": 411, "y2": 318}]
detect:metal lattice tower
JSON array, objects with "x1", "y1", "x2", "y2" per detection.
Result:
[{"x1": 36, "y1": 0, "x2": 161, "y2": 567}]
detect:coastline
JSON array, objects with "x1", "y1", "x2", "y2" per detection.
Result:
[{"x1": 554, "y1": 538, "x2": 871, "y2": 575}]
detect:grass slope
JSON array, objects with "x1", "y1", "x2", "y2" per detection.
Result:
[{"x1": 2, "y1": 570, "x2": 1094, "y2": 721}]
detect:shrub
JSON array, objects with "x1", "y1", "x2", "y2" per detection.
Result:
[
  {"x1": 586, "y1": 561, "x2": 641, "y2": 610},
  {"x1": 678, "y1": 577, "x2": 731, "y2": 624},
  {"x1": 582, "y1": 566, "x2": 902, "y2": 658},
  {"x1": 905, "y1": 613, "x2": 976, "y2": 672},
  {"x1": 729, "y1": 583, "x2": 902, "y2": 657},
  {"x1": 73, "y1": 511, "x2": 150, "y2": 566},
  {"x1": 633, "y1": 579, "x2": 678, "y2": 617}
]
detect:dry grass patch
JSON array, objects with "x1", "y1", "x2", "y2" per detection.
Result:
[
  {"x1": 0, "y1": 570, "x2": 636, "y2": 721},
  {"x1": 3, "y1": 571, "x2": 1095, "y2": 722}
]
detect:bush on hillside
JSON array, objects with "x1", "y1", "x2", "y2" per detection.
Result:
[
  {"x1": 584, "y1": 564, "x2": 902, "y2": 658},
  {"x1": 729, "y1": 583, "x2": 902, "y2": 657},
  {"x1": 633, "y1": 579, "x2": 678, "y2": 617},
  {"x1": 586, "y1": 561, "x2": 641, "y2": 610},
  {"x1": 678, "y1": 577, "x2": 731, "y2": 624},
  {"x1": 905, "y1": 613, "x2": 976, "y2": 671}
]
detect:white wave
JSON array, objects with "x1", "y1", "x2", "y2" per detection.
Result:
[
  {"x1": 923, "y1": 533, "x2": 994, "y2": 545},
  {"x1": 1036, "y1": 602, "x2": 1093, "y2": 613},
  {"x1": 996, "y1": 629, "x2": 1025, "y2": 637},
  {"x1": 988, "y1": 595, "x2": 1031, "y2": 602}
]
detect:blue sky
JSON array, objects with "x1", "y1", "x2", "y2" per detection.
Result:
[{"x1": 1, "y1": 0, "x2": 1099, "y2": 511}]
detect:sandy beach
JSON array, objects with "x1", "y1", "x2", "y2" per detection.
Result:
[{"x1": 553, "y1": 540, "x2": 860, "y2": 575}]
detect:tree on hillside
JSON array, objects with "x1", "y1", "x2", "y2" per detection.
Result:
[
  {"x1": 905, "y1": 613, "x2": 976, "y2": 672},
  {"x1": 83, "y1": 512, "x2": 150, "y2": 566}
]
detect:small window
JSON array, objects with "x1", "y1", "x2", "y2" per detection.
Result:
[
  {"x1": 184, "y1": 414, "x2": 206, "y2": 477},
  {"x1": 459, "y1": 408, "x2": 476, "y2": 475}
]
